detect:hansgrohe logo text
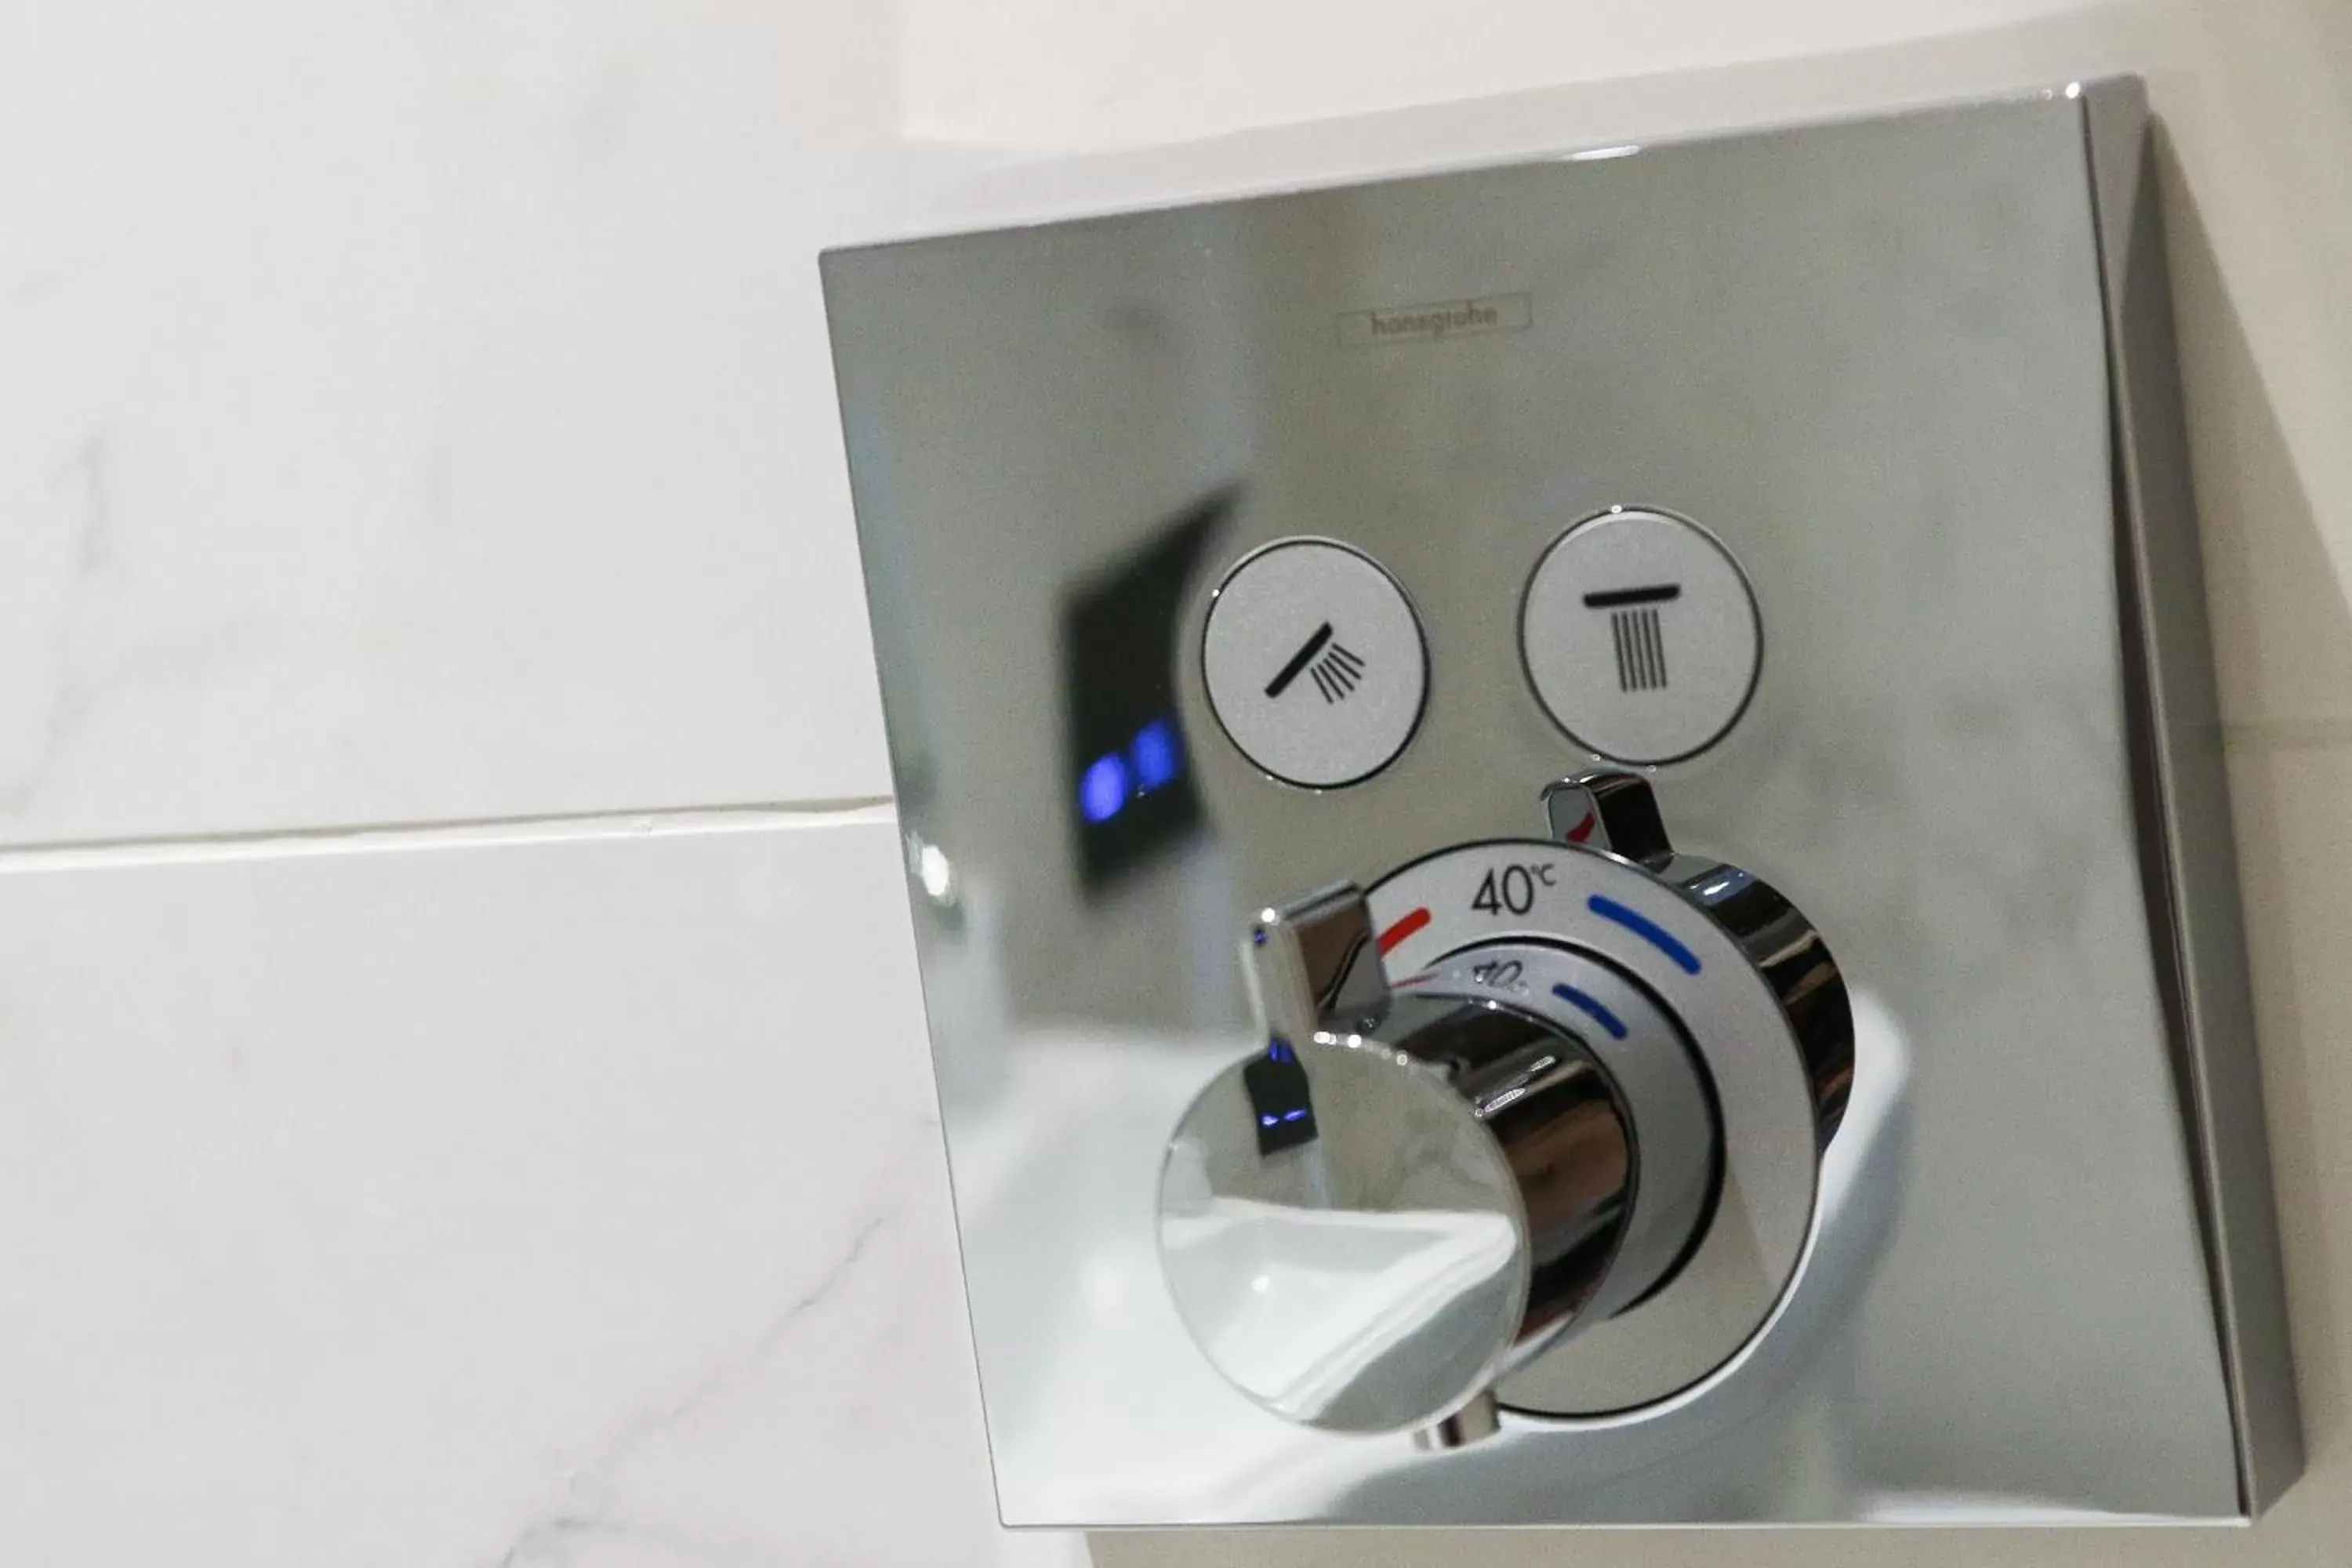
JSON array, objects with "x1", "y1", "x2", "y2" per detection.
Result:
[
  {"x1": 1338, "y1": 292, "x2": 1531, "y2": 347},
  {"x1": 1372, "y1": 300, "x2": 1494, "y2": 337}
]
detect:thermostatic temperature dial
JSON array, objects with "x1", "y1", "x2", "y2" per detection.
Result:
[{"x1": 1157, "y1": 771, "x2": 1851, "y2": 1440}]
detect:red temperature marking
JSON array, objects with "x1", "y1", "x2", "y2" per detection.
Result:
[
  {"x1": 1377, "y1": 906, "x2": 1432, "y2": 955},
  {"x1": 1565, "y1": 811, "x2": 1598, "y2": 844}
]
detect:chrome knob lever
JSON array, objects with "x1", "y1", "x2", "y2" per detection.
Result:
[
  {"x1": 1548, "y1": 769, "x2": 1854, "y2": 1142},
  {"x1": 1161, "y1": 881, "x2": 1720, "y2": 1439},
  {"x1": 1237, "y1": 881, "x2": 1392, "y2": 1053},
  {"x1": 1156, "y1": 771, "x2": 1849, "y2": 1443}
]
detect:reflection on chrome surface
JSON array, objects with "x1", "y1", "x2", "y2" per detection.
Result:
[{"x1": 825, "y1": 79, "x2": 2293, "y2": 1524}]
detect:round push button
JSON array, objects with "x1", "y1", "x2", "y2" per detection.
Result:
[
  {"x1": 1203, "y1": 539, "x2": 1428, "y2": 789},
  {"x1": 1521, "y1": 509, "x2": 1761, "y2": 766}
]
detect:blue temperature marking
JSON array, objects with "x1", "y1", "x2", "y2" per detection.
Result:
[
  {"x1": 1552, "y1": 983, "x2": 1628, "y2": 1040},
  {"x1": 1588, "y1": 895, "x2": 1702, "y2": 974}
]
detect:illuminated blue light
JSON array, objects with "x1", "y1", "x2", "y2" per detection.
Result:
[
  {"x1": 1258, "y1": 1114, "x2": 1279, "y2": 1127},
  {"x1": 1130, "y1": 718, "x2": 1180, "y2": 793},
  {"x1": 1080, "y1": 753, "x2": 1129, "y2": 823},
  {"x1": 1282, "y1": 1108, "x2": 1308, "y2": 1123}
]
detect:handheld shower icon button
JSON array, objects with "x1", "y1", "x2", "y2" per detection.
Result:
[
  {"x1": 1265, "y1": 622, "x2": 1367, "y2": 705},
  {"x1": 1202, "y1": 538, "x2": 1429, "y2": 789}
]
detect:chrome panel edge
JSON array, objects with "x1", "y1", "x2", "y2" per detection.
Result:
[{"x1": 2082, "y1": 73, "x2": 2305, "y2": 1512}]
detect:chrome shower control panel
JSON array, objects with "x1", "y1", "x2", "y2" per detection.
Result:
[{"x1": 822, "y1": 80, "x2": 2299, "y2": 1527}]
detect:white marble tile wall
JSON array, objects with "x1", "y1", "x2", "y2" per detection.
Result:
[
  {"x1": 5, "y1": 2, "x2": 2350, "y2": 1566},
  {"x1": 0, "y1": 1, "x2": 906, "y2": 845},
  {"x1": 0, "y1": 817, "x2": 978, "y2": 1564}
]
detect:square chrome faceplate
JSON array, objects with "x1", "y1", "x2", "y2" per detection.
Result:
[{"x1": 821, "y1": 81, "x2": 2297, "y2": 1526}]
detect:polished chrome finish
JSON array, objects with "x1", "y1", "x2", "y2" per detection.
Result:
[
  {"x1": 1414, "y1": 1391, "x2": 1501, "y2": 1450},
  {"x1": 1367, "y1": 840, "x2": 1820, "y2": 1416},
  {"x1": 1158, "y1": 1014, "x2": 1555, "y2": 1433},
  {"x1": 1659, "y1": 849, "x2": 1853, "y2": 1146},
  {"x1": 2083, "y1": 76, "x2": 2302, "y2": 1509},
  {"x1": 1165, "y1": 881, "x2": 1730, "y2": 1435},
  {"x1": 1422, "y1": 942, "x2": 1720, "y2": 1325},
  {"x1": 1242, "y1": 881, "x2": 1390, "y2": 1047},
  {"x1": 1546, "y1": 771, "x2": 1853, "y2": 1142},
  {"x1": 822, "y1": 80, "x2": 2292, "y2": 1524},
  {"x1": 1543, "y1": 770, "x2": 1671, "y2": 866}
]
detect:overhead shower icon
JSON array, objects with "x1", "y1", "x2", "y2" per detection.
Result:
[
  {"x1": 1584, "y1": 583, "x2": 1682, "y2": 694},
  {"x1": 1265, "y1": 622, "x2": 1367, "y2": 705}
]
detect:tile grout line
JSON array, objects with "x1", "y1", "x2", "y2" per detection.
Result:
[
  {"x1": 0, "y1": 797, "x2": 900, "y2": 872},
  {"x1": 2, "y1": 711, "x2": 2339, "y2": 871}
]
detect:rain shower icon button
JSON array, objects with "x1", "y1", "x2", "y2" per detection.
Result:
[
  {"x1": 1582, "y1": 583, "x2": 1682, "y2": 693},
  {"x1": 1522, "y1": 509, "x2": 1762, "y2": 767},
  {"x1": 1203, "y1": 539, "x2": 1428, "y2": 789}
]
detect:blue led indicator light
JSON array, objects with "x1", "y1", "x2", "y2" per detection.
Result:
[
  {"x1": 1130, "y1": 718, "x2": 1180, "y2": 793},
  {"x1": 1079, "y1": 753, "x2": 1130, "y2": 823}
]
